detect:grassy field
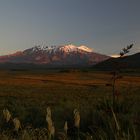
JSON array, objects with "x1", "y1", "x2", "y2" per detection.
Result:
[{"x1": 0, "y1": 69, "x2": 139, "y2": 139}]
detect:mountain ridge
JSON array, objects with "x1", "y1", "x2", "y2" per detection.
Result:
[{"x1": 94, "y1": 52, "x2": 140, "y2": 70}]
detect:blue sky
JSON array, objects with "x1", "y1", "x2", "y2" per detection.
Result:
[{"x1": 0, "y1": 0, "x2": 140, "y2": 55}]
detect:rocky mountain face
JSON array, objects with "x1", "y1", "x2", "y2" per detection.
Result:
[{"x1": 0, "y1": 45, "x2": 109, "y2": 67}]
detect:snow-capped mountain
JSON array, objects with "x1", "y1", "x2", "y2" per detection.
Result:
[{"x1": 0, "y1": 44, "x2": 109, "y2": 67}]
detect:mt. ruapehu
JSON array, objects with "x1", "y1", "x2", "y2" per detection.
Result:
[{"x1": 0, "y1": 44, "x2": 109, "y2": 67}]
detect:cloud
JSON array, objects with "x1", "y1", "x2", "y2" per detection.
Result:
[
  {"x1": 109, "y1": 54, "x2": 120, "y2": 58},
  {"x1": 136, "y1": 47, "x2": 140, "y2": 52}
]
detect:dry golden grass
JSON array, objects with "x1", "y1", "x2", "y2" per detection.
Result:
[{"x1": 0, "y1": 70, "x2": 139, "y2": 87}]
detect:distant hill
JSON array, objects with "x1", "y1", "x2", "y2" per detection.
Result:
[{"x1": 94, "y1": 52, "x2": 140, "y2": 70}]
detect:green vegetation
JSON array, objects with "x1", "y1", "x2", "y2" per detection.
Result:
[{"x1": 0, "y1": 70, "x2": 139, "y2": 139}]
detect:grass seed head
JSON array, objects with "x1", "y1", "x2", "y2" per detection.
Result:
[
  {"x1": 73, "y1": 109, "x2": 78, "y2": 115},
  {"x1": 46, "y1": 107, "x2": 51, "y2": 118},
  {"x1": 46, "y1": 116, "x2": 53, "y2": 131},
  {"x1": 64, "y1": 121, "x2": 68, "y2": 134},
  {"x1": 74, "y1": 109, "x2": 80, "y2": 128},
  {"x1": 13, "y1": 118, "x2": 21, "y2": 131},
  {"x1": 3, "y1": 109, "x2": 11, "y2": 122},
  {"x1": 46, "y1": 107, "x2": 53, "y2": 131}
]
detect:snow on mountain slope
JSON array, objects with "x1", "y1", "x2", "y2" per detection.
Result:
[
  {"x1": 27, "y1": 44, "x2": 93, "y2": 54},
  {"x1": 78, "y1": 45, "x2": 93, "y2": 52}
]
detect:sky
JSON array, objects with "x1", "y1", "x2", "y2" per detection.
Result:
[{"x1": 0, "y1": 0, "x2": 140, "y2": 56}]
